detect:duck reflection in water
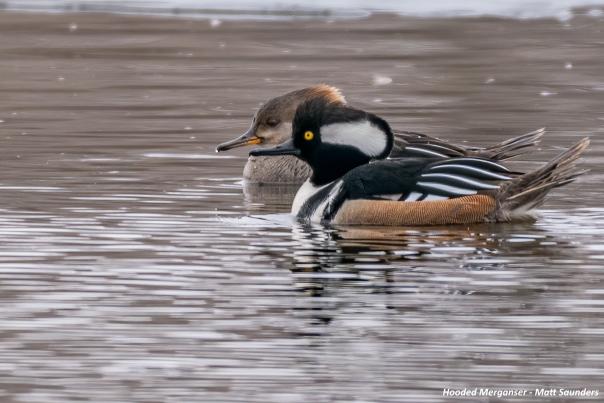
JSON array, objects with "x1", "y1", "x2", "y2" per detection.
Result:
[{"x1": 283, "y1": 220, "x2": 575, "y2": 298}]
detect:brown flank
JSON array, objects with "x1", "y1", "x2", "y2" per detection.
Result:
[{"x1": 333, "y1": 195, "x2": 496, "y2": 226}]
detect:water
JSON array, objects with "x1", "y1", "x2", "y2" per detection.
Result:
[{"x1": 0, "y1": 9, "x2": 603, "y2": 403}]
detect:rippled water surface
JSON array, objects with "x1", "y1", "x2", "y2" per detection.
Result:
[{"x1": 0, "y1": 10, "x2": 604, "y2": 402}]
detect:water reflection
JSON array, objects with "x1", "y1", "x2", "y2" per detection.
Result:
[
  {"x1": 0, "y1": 202, "x2": 603, "y2": 400},
  {"x1": 283, "y1": 219, "x2": 579, "y2": 299}
]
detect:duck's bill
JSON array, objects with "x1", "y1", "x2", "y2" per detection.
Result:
[
  {"x1": 249, "y1": 139, "x2": 301, "y2": 157},
  {"x1": 216, "y1": 128, "x2": 262, "y2": 152}
]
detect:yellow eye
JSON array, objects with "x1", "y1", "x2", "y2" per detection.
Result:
[{"x1": 304, "y1": 131, "x2": 314, "y2": 141}]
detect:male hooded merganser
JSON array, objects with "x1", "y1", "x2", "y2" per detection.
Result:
[
  {"x1": 216, "y1": 84, "x2": 544, "y2": 184},
  {"x1": 249, "y1": 98, "x2": 589, "y2": 225}
]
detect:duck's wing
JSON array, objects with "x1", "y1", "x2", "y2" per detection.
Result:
[
  {"x1": 391, "y1": 128, "x2": 544, "y2": 161},
  {"x1": 322, "y1": 157, "x2": 517, "y2": 223}
]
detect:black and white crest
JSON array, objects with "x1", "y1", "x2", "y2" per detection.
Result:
[
  {"x1": 292, "y1": 98, "x2": 394, "y2": 161},
  {"x1": 320, "y1": 119, "x2": 392, "y2": 159}
]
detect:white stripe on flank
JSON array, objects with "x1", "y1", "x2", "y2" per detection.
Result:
[
  {"x1": 417, "y1": 181, "x2": 477, "y2": 196},
  {"x1": 420, "y1": 173, "x2": 500, "y2": 189},
  {"x1": 378, "y1": 193, "x2": 403, "y2": 201},
  {"x1": 428, "y1": 164, "x2": 512, "y2": 180},
  {"x1": 321, "y1": 120, "x2": 387, "y2": 157},
  {"x1": 404, "y1": 146, "x2": 447, "y2": 158},
  {"x1": 445, "y1": 157, "x2": 510, "y2": 172},
  {"x1": 424, "y1": 194, "x2": 449, "y2": 201},
  {"x1": 404, "y1": 191, "x2": 423, "y2": 201}
]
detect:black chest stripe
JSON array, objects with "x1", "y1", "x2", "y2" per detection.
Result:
[{"x1": 298, "y1": 182, "x2": 339, "y2": 219}]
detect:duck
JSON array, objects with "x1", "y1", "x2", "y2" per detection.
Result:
[
  {"x1": 248, "y1": 98, "x2": 589, "y2": 226},
  {"x1": 216, "y1": 84, "x2": 544, "y2": 184}
]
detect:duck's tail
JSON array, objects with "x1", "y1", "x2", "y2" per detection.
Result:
[
  {"x1": 473, "y1": 127, "x2": 545, "y2": 160},
  {"x1": 492, "y1": 137, "x2": 590, "y2": 221}
]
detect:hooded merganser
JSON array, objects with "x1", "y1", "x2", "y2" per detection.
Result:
[
  {"x1": 216, "y1": 84, "x2": 544, "y2": 184},
  {"x1": 249, "y1": 98, "x2": 589, "y2": 226}
]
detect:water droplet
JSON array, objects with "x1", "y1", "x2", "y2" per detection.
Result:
[
  {"x1": 69, "y1": 23, "x2": 78, "y2": 32},
  {"x1": 556, "y1": 10, "x2": 572, "y2": 22},
  {"x1": 372, "y1": 75, "x2": 392, "y2": 86},
  {"x1": 540, "y1": 91, "x2": 557, "y2": 97},
  {"x1": 565, "y1": 62, "x2": 573, "y2": 69},
  {"x1": 184, "y1": 126, "x2": 192, "y2": 131}
]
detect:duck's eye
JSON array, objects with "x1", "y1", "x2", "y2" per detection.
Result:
[
  {"x1": 304, "y1": 131, "x2": 314, "y2": 141},
  {"x1": 266, "y1": 118, "x2": 280, "y2": 127}
]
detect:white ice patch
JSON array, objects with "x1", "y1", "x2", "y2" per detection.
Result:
[
  {"x1": 321, "y1": 120, "x2": 387, "y2": 157},
  {"x1": 8, "y1": 1, "x2": 602, "y2": 22}
]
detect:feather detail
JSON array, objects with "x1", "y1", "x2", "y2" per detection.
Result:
[
  {"x1": 333, "y1": 195, "x2": 496, "y2": 225},
  {"x1": 391, "y1": 128, "x2": 544, "y2": 160},
  {"x1": 493, "y1": 137, "x2": 590, "y2": 221}
]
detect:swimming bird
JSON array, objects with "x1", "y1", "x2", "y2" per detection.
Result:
[
  {"x1": 216, "y1": 85, "x2": 544, "y2": 183},
  {"x1": 249, "y1": 98, "x2": 589, "y2": 226}
]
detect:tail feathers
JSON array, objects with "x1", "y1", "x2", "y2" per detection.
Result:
[
  {"x1": 392, "y1": 128, "x2": 544, "y2": 160},
  {"x1": 473, "y1": 128, "x2": 545, "y2": 160},
  {"x1": 494, "y1": 137, "x2": 590, "y2": 220}
]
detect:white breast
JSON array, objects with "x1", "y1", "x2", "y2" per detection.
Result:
[
  {"x1": 291, "y1": 179, "x2": 344, "y2": 222},
  {"x1": 291, "y1": 179, "x2": 330, "y2": 215}
]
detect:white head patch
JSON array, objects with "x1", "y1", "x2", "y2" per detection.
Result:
[{"x1": 321, "y1": 120, "x2": 387, "y2": 157}]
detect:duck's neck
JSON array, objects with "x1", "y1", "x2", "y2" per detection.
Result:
[{"x1": 308, "y1": 145, "x2": 371, "y2": 186}]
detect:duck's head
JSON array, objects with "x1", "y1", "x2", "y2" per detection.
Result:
[
  {"x1": 250, "y1": 98, "x2": 393, "y2": 185},
  {"x1": 216, "y1": 84, "x2": 346, "y2": 152}
]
